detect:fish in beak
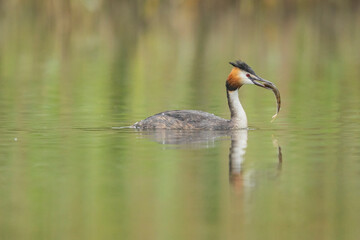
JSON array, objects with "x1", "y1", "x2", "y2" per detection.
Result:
[{"x1": 249, "y1": 75, "x2": 281, "y2": 120}]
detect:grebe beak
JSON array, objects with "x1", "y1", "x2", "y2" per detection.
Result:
[{"x1": 249, "y1": 76, "x2": 275, "y2": 90}]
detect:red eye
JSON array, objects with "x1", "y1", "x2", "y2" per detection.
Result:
[{"x1": 246, "y1": 74, "x2": 251, "y2": 78}]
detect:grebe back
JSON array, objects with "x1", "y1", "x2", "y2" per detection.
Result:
[{"x1": 132, "y1": 60, "x2": 280, "y2": 130}]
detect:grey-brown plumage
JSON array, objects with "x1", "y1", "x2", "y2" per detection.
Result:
[{"x1": 132, "y1": 110, "x2": 232, "y2": 130}]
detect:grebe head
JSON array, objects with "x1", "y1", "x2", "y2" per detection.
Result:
[
  {"x1": 227, "y1": 60, "x2": 281, "y2": 120},
  {"x1": 226, "y1": 60, "x2": 275, "y2": 91}
]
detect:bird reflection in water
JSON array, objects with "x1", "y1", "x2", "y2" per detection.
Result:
[
  {"x1": 228, "y1": 131, "x2": 282, "y2": 194},
  {"x1": 136, "y1": 129, "x2": 282, "y2": 189}
]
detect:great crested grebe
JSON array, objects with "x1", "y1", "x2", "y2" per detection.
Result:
[{"x1": 132, "y1": 60, "x2": 281, "y2": 130}]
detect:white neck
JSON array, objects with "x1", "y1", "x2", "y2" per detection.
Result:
[{"x1": 227, "y1": 89, "x2": 247, "y2": 129}]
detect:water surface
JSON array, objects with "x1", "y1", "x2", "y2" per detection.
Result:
[{"x1": 1, "y1": 2, "x2": 360, "y2": 240}]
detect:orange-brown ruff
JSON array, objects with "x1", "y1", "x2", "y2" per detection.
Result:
[
  {"x1": 226, "y1": 67, "x2": 242, "y2": 90},
  {"x1": 132, "y1": 60, "x2": 280, "y2": 130}
]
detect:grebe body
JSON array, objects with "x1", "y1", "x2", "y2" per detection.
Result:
[
  {"x1": 132, "y1": 61, "x2": 280, "y2": 130},
  {"x1": 133, "y1": 110, "x2": 230, "y2": 130}
]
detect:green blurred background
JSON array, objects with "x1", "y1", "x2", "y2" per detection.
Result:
[{"x1": 0, "y1": 0, "x2": 360, "y2": 240}]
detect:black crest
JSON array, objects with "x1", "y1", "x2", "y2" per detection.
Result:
[{"x1": 229, "y1": 60, "x2": 256, "y2": 75}]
